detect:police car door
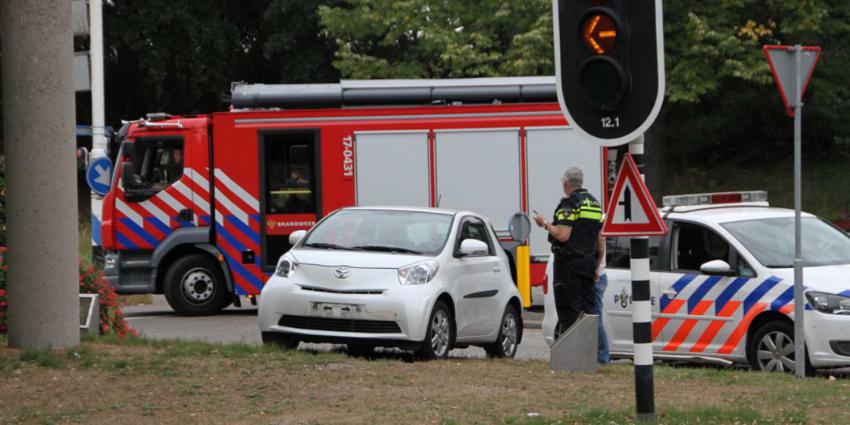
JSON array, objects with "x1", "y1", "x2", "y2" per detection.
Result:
[
  {"x1": 656, "y1": 221, "x2": 758, "y2": 357},
  {"x1": 603, "y1": 236, "x2": 664, "y2": 353}
]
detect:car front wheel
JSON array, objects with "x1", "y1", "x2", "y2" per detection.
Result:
[
  {"x1": 485, "y1": 304, "x2": 520, "y2": 358},
  {"x1": 417, "y1": 300, "x2": 453, "y2": 360},
  {"x1": 748, "y1": 320, "x2": 814, "y2": 376}
]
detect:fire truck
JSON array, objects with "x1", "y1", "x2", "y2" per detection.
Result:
[{"x1": 101, "y1": 77, "x2": 608, "y2": 315}]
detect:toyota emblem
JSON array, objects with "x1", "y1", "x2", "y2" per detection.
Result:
[{"x1": 334, "y1": 267, "x2": 351, "y2": 279}]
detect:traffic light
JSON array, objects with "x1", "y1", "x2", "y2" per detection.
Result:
[{"x1": 553, "y1": 0, "x2": 664, "y2": 146}]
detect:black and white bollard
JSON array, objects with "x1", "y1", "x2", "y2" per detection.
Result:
[{"x1": 629, "y1": 139, "x2": 655, "y2": 422}]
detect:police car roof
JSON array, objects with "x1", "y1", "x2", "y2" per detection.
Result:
[{"x1": 663, "y1": 204, "x2": 816, "y2": 226}]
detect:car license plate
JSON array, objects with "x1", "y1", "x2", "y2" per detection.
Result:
[{"x1": 311, "y1": 302, "x2": 363, "y2": 318}]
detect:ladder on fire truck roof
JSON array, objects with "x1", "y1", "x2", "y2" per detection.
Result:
[{"x1": 230, "y1": 76, "x2": 557, "y2": 109}]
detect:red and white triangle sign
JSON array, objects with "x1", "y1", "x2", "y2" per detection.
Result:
[{"x1": 602, "y1": 153, "x2": 668, "y2": 237}]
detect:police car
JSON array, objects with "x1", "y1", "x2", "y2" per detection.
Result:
[{"x1": 543, "y1": 191, "x2": 850, "y2": 374}]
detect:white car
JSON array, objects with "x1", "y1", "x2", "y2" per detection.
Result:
[
  {"x1": 544, "y1": 191, "x2": 850, "y2": 374},
  {"x1": 259, "y1": 207, "x2": 524, "y2": 359}
]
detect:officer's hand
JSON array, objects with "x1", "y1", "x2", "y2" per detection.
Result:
[{"x1": 533, "y1": 215, "x2": 546, "y2": 227}]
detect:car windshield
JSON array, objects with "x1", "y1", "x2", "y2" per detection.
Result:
[
  {"x1": 722, "y1": 217, "x2": 850, "y2": 268},
  {"x1": 301, "y1": 209, "x2": 454, "y2": 256}
]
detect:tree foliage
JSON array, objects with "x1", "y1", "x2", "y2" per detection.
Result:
[{"x1": 318, "y1": 0, "x2": 554, "y2": 78}]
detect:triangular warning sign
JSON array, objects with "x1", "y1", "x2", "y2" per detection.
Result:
[
  {"x1": 763, "y1": 45, "x2": 821, "y2": 118},
  {"x1": 602, "y1": 153, "x2": 668, "y2": 237}
]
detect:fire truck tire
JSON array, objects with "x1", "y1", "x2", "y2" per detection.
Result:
[
  {"x1": 416, "y1": 300, "x2": 453, "y2": 360},
  {"x1": 747, "y1": 320, "x2": 814, "y2": 376},
  {"x1": 484, "y1": 304, "x2": 520, "y2": 358},
  {"x1": 163, "y1": 254, "x2": 230, "y2": 316}
]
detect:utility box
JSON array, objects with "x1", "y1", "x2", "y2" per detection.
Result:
[
  {"x1": 549, "y1": 314, "x2": 599, "y2": 372},
  {"x1": 79, "y1": 294, "x2": 99, "y2": 335}
]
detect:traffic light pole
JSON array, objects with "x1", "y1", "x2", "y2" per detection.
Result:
[
  {"x1": 2, "y1": 0, "x2": 80, "y2": 349},
  {"x1": 629, "y1": 136, "x2": 655, "y2": 422}
]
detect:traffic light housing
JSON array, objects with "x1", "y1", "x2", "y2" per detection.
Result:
[{"x1": 554, "y1": 0, "x2": 664, "y2": 146}]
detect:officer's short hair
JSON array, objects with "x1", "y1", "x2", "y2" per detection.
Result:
[{"x1": 562, "y1": 167, "x2": 583, "y2": 187}]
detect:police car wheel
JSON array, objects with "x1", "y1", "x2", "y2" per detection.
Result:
[
  {"x1": 164, "y1": 254, "x2": 230, "y2": 316},
  {"x1": 748, "y1": 320, "x2": 814, "y2": 376},
  {"x1": 484, "y1": 304, "x2": 520, "y2": 358},
  {"x1": 416, "y1": 301, "x2": 453, "y2": 360},
  {"x1": 262, "y1": 332, "x2": 299, "y2": 350}
]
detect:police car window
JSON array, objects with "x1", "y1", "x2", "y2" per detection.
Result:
[
  {"x1": 606, "y1": 237, "x2": 660, "y2": 270},
  {"x1": 126, "y1": 138, "x2": 184, "y2": 195},
  {"x1": 673, "y1": 222, "x2": 732, "y2": 271}
]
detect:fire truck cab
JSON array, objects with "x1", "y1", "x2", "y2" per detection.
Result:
[{"x1": 101, "y1": 77, "x2": 608, "y2": 315}]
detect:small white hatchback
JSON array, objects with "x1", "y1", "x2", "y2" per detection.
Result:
[{"x1": 258, "y1": 207, "x2": 523, "y2": 359}]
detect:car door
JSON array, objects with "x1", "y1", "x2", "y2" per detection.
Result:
[
  {"x1": 453, "y1": 217, "x2": 504, "y2": 339},
  {"x1": 603, "y1": 236, "x2": 665, "y2": 353},
  {"x1": 656, "y1": 221, "x2": 758, "y2": 356}
]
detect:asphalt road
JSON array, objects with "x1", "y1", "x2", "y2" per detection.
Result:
[{"x1": 124, "y1": 296, "x2": 552, "y2": 361}]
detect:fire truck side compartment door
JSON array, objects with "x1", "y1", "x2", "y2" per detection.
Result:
[
  {"x1": 434, "y1": 129, "x2": 521, "y2": 233},
  {"x1": 526, "y1": 127, "x2": 603, "y2": 259},
  {"x1": 354, "y1": 130, "x2": 430, "y2": 208}
]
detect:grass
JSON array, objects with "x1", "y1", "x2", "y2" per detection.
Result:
[
  {"x1": 1, "y1": 334, "x2": 849, "y2": 424},
  {"x1": 663, "y1": 157, "x2": 850, "y2": 220}
]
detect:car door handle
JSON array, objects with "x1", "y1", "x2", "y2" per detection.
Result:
[
  {"x1": 663, "y1": 290, "x2": 677, "y2": 297},
  {"x1": 492, "y1": 267, "x2": 501, "y2": 273}
]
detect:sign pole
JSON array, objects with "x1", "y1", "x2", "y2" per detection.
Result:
[
  {"x1": 792, "y1": 44, "x2": 805, "y2": 378},
  {"x1": 629, "y1": 136, "x2": 655, "y2": 422}
]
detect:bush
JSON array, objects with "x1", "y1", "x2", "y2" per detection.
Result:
[
  {"x1": 79, "y1": 261, "x2": 137, "y2": 339},
  {"x1": 0, "y1": 254, "x2": 136, "y2": 338}
]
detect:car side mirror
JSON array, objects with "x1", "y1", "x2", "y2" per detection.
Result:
[
  {"x1": 700, "y1": 259, "x2": 735, "y2": 276},
  {"x1": 289, "y1": 230, "x2": 307, "y2": 246},
  {"x1": 459, "y1": 239, "x2": 489, "y2": 257}
]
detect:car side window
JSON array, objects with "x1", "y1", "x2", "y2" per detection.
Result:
[
  {"x1": 605, "y1": 236, "x2": 660, "y2": 270},
  {"x1": 125, "y1": 137, "x2": 184, "y2": 196},
  {"x1": 455, "y1": 219, "x2": 495, "y2": 256},
  {"x1": 673, "y1": 222, "x2": 755, "y2": 277}
]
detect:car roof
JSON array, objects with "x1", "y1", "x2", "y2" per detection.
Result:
[
  {"x1": 663, "y1": 205, "x2": 816, "y2": 226},
  {"x1": 342, "y1": 206, "x2": 462, "y2": 216}
]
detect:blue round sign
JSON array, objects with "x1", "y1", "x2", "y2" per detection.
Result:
[{"x1": 86, "y1": 156, "x2": 113, "y2": 197}]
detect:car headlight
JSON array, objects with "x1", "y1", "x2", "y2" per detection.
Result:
[
  {"x1": 805, "y1": 291, "x2": 850, "y2": 315},
  {"x1": 275, "y1": 255, "x2": 298, "y2": 278},
  {"x1": 398, "y1": 260, "x2": 440, "y2": 285}
]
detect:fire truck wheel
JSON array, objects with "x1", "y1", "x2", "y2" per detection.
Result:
[
  {"x1": 164, "y1": 254, "x2": 230, "y2": 316},
  {"x1": 748, "y1": 319, "x2": 814, "y2": 376},
  {"x1": 484, "y1": 304, "x2": 520, "y2": 358}
]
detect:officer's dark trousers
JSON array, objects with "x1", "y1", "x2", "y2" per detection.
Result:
[{"x1": 553, "y1": 254, "x2": 596, "y2": 335}]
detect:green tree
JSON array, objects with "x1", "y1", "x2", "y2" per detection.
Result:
[{"x1": 319, "y1": 0, "x2": 553, "y2": 79}]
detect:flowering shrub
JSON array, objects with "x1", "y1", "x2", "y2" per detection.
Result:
[
  {"x1": 79, "y1": 261, "x2": 138, "y2": 339},
  {"x1": 0, "y1": 252, "x2": 136, "y2": 338}
]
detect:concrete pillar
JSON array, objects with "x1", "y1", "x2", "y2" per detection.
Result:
[{"x1": 2, "y1": 1, "x2": 80, "y2": 349}]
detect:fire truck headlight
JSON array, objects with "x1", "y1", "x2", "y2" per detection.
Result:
[
  {"x1": 398, "y1": 260, "x2": 440, "y2": 285},
  {"x1": 806, "y1": 291, "x2": 850, "y2": 315},
  {"x1": 275, "y1": 256, "x2": 298, "y2": 278}
]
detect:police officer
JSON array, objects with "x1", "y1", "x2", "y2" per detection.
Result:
[{"x1": 534, "y1": 167, "x2": 603, "y2": 335}]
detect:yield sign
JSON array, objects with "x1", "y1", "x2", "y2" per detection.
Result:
[
  {"x1": 763, "y1": 45, "x2": 821, "y2": 117},
  {"x1": 602, "y1": 153, "x2": 668, "y2": 237}
]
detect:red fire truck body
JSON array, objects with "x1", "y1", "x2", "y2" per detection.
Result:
[{"x1": 102, "y1": 78, "x2": 607, "y2": 314}]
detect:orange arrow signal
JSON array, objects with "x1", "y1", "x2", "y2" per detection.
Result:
[{"x1": 583, "y1": 14, "x2": 617, "y2": 54}]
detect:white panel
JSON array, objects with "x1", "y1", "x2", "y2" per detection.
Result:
[
  {"x1": 526, "y1": 127, "x2": 603, "y2": 257},
  {"x1": 74, "y1": 52, "x2": 90, "y2": 92},
  {"x1": 435, "y1": 129, "x2": 520, "y2": 231},
  {"x1": 355, "y1": 131, "x2": 430, "y2": 207}
]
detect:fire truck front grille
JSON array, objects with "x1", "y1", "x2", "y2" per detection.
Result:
[{"x1": 278, "y1": 315, "x2": 401, "y2": 334}]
